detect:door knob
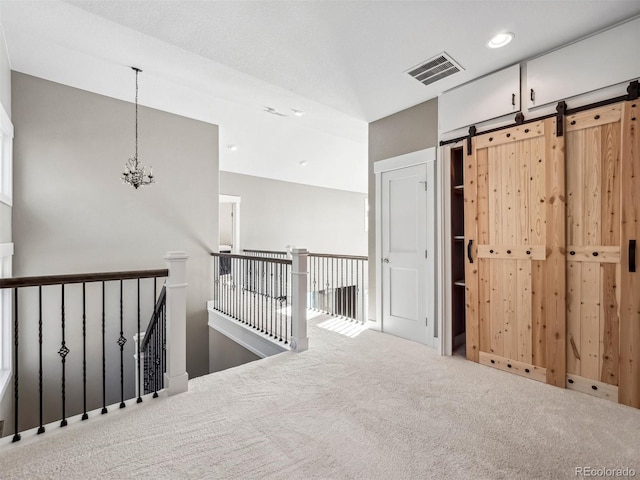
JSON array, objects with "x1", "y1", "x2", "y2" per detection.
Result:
[{"x1": 383, "y1": 258, "x2": 390, "y2": 263}]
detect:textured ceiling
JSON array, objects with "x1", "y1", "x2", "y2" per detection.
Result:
[
  {"x1": 2, "y1": 1, "x2": 640, "y2": 193},
  {"x1": 66, "y1": 0, "x2": 640, "y2": 121}
]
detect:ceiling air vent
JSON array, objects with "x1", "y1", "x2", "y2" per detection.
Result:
[{"x1": 406, "y1": 52, "x2": 463, "y2": 86}]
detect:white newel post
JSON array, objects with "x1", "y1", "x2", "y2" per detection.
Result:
[
  {"x1": 290, "y1": 248, "x2": 309, "y2": 352},
  {"x1": 164, "y1": 251, "x2": 189, "y2": 395}
]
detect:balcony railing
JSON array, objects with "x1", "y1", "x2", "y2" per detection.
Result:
[
  {"x1": 308, "y1": 253, "x2": 368, "y2": 323},
  {"x1": 211, "y1": 253, "x2": 292, "y2": 343},
  {"x1": 0, "y1": 251, "x2": 188, "y2": 442},
  {"x1": 241, "y1": 249, "x2": 369, "y2": 323},
  {"x1": 211, "y1": 249, "x2": 309, "y2": 352}
]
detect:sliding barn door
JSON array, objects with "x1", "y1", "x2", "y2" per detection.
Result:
[
  {"x1": 565, "y1": 101, "x2": 640, "y2": 407},
  {"x1": 464, "y1": 117, "x2": 566, "y2": 386},
  {"x1": 620, "y1": 100, "x2": 640, "y2": 408}
]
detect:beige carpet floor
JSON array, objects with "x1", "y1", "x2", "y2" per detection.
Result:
[{"x1": 0, "y1": 314, "x2": 639, "y2": 480}]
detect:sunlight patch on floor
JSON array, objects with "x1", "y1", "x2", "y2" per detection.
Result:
[{"x1": 317, "y1": 317, "x2": 368, "y2": 338}]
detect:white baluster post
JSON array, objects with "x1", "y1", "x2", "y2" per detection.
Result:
[
  {"x1": 164, "y1": 251, "x2": 189, "y2": 395},
  {"x1": 290, "y1": 248, "x2": 309, "y2": 352}
]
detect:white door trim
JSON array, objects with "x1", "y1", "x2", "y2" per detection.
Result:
[
  {"x1": 373, "y1": 147, "x2": 437, "y2": 345},
  {"x1": 438, "y1": 144, "x2": 456, "y2": 356},
  {"x1": 373, "y1": 148, "x2": 435, "y2": 175},
  {"x1": 219, "y1": 194, "x2": 241, "y2": 253}
]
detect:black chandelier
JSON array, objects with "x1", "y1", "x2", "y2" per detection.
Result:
[{"x1": 122, "y1": 67, "x2": 154, "y2": 189}]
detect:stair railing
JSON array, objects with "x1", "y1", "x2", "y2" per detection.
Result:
[{"x1": 0, "y1": 251, "x2": 188, "y2": 443}]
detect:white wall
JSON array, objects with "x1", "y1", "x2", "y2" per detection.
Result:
[
  {"x1": 220, "y1": 171, "x2": 367, "y2": 256},
  {"x1": 11, "y1": 72, "x2": 218, "y2": 432}
]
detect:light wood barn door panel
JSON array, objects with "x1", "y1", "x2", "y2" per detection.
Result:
[
  {"x1": 465, "y1": 118, "x2": 566, "y2": 386},
  {"x1": 565, "y1": 104, "x2": 622, "y2": 398},
  {"x1": 620, "y1": 101, "x2": 640, "y2": 408}
]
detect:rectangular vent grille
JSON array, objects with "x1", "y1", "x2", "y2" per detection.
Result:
[{"x1": 406, "y1": 53, "x2": 463, "y2": 86}]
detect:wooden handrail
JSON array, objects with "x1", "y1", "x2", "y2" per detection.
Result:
[
  {"x1": 242, "y1": 249, "x2": 368, "y2": 261},
  {"x1": 0, "y1": 269, "x2": 169, "y2": 289},
  {"x1": 308, "y1": 253, "x2": 368, "y2": 261},
  {"x1": 141, "y1": 285, "x2": 167, "y2": 348},
  {"x1": 211, "y1": 252, "x2": 292, "y2": 265},
  {"x1": 242, "y1": 249, "x2": 287, "y2": 255}
]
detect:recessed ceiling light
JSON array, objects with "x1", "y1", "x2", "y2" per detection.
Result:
[
  {"x1": 264, "y1": 106, "x2": 288, "y2": 117},
  {"x1": 487, "y1": 32, "x2": 514, "y2": 49},
  {"x1": 292, "y1": 109, "x2": 305, "y2": 117},
  {"x1": 299, "y1": 160, "x2": 308, "y2": 167},
  {"x1": 227, "y1": 144, "x2": 238, "y2": 152}
]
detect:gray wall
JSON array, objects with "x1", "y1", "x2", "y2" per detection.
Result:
[
  {"x1": 367, "y1": 98, "x2": 438, "y2": 322},
  {"x1": 220, "y1": 171, "x2": 367, "y2": 256},
  {"x1": 11, "y1": 72, "x2": 218, "y2": 430},
  {"x1": 209, "y1": 329, "x2": 260, "y2": 373},
  {"x1": 0, "y1": 13, "x2": 11, "y2": 434}
]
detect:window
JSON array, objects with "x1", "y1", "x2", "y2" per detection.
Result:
[
  {"x1": 0, "y1": 103, "x2": 13, "y2": 206},
  {"x1": 0, "y1": 102, "x2": 12, "y2": 397}
]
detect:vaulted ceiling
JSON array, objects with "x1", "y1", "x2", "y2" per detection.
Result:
[{"x1": 2, "y1": 1, "x2": 639, "y2": 192}]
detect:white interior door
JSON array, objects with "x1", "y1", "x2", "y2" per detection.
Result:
[{"x1": 381, "y1": 163, "x2": 433, "y2": 346}]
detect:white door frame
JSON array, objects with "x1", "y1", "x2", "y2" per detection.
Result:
[
  {"x1": 373, "y1": 147, "x2": 438, "y2": 349},
  {"x1": 437, "y1": 143, "x2": 459, "y2": 356},
  {"x1": 219, "y1": 194, "x2": 241, "y2": 253}
]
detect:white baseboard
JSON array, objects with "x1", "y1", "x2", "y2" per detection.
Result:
[{"x1": 207, "y1": 301, "x2": 290, "y2": 358}]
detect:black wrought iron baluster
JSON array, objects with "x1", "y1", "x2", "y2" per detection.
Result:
[
  {"x1": 241, "y1": 258, "x2": 245, "y2": 324},
  {"x1": 340, "y1": 258, "x2": 344, "y2": 318},
  {"x1": 137, "y1": 279, "x2": 142, "y2": 403},
  {"x1": 347, "y1": 259, "x2": 351, "y2": 320},
  {"x1": 162, "y1": 299, "x2": 166, "y2": 389},
  {"x1": 356, "y1": 260, "x2": 360, "y2": 322},
  {"x1": 261, "y1": 260, "x2": 265, "y2": 333},
  {"x1": 252, "y1": 260, "x2": 257, "y2": 329},
  {"x1": 82, "y1": 282, "x2": 88, "y2": 420},
  {"x1": 278, "y1": 263, "x2": 283, "y2": 341},
  {"x1": 118, "y1": 280, "x2": 126, "y2": 409},
  {"x1": 270, "y1": 262, "x2": 274, "y2": 337},
  {"x1": 12, "y1": 289, "x2": 20, "y2": 442},
  {"x1": 234, "y1": 258, "x2": 238, "y2": 320},
  {"x1": 216, "y1": 256, "x2": 221, "y2": 314},
  {"x1": 59, "y1": 284, "x2": 68, "y2": 427},
  {"x1": 336, "y1": 258, "x2": 339, "y2": 316},
  {"x1": 314, "y1": 256, "x2": 318, "y2": 311},
  {"x1": 324, "y1": 257, "x2": 329, "y2": 314},
  {"x1": 285, "y1": 263, "x2": 289, "y2": 344},
  {"x1": 337, "y1": 258, "x2": 340, "y2": 317},
  {"x1": 37, "y1": 286, "x2": 44, "y2": 434},
  {"x1": 144, "y1": 337, "x2": 149, "y2": 396},
  {"x1": 153, "y1": 304, "x2": 159, "y2": 398},
  {"x1": 233, "y1": 257, "x2": 236, "y2": 318},
  {"x1": 101, "y1": 281, "x2": 107, "y2": 414}
]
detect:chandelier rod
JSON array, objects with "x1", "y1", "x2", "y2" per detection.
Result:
[{"x1": 132, "y1": 67, "x2": 142, "y2": 165}]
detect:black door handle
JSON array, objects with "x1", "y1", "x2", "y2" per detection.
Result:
[
  {"x1": 512, "y1": 93, "x2": 515, "y2": 106},
  {"x1": 630, "y1": 240, "x2": 636, "y2": 273},
  {"x1": 467, "y1": 239, "x2": 473, "y2": 264},
  {"x1": 530, "y1": 89, "x2": 535, "y2": 102}
]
